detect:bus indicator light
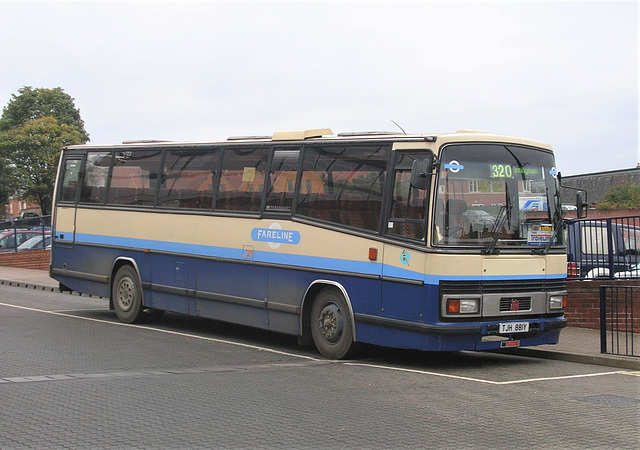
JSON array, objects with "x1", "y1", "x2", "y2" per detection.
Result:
[
  {"x1": 368, "y1": 247, "x2": 378, "y2": 261},
  {"x1": 447, "y1": 298, "x2": 480, "y2": 314}
]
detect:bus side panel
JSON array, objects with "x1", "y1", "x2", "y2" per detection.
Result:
[
  {"x1": 51, "y1": 243, "x2": 113, "y2": 298},
  {"x1": 266, "y1": 266, "x2": 311, "y2": 334},
  {"x1": 147, "y1": 254, "x2": 193, "y2": 315},
  {"x1": 195, "y1": 258, "x2": 269, "y2": 330},
  {"x1": 381, "y1": 281, "x2": 428, "y2": 323}
]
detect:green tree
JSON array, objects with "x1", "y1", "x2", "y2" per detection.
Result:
[
  {"x1": 0, "y1": 157, "x2": 13, "y2": 209},
  {"x1": 597, "y1": 184, "x2": 640, "y2": 210},
  {"x1": 0, "y1": 86, "x2": 89, "y2": 141},
  {"x1": 0, "y1": 87, "x2": 89, "y2": 215},
  {"x1": 0, "y1": 117, "x2": 85, "y2": 215}
]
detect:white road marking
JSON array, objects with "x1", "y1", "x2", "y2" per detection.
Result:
[
  {"x1": 0, "y1": 301, "x2": 631, "y2": 385},
  {"x1": 345, "y1": 362, "x2": 628, "y2": 385},
  {"x1": 0, "y1": 302, "x2": 319, "y2": 361}
]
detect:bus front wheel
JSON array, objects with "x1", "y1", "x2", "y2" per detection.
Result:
[
  {"x1": 310, "y1": 288, "x2": 357, "y2": 360},
  {"x1": 112, "y1": 265, "x2": 145, "y2": 324}
]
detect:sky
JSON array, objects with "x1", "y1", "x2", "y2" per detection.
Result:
[{"x1": 0, "y1": 0, "x2": 637, "y2": 176}]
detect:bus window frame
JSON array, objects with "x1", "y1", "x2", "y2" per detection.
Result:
[{"x1": 57, "y1": 155, "x2": 85, "y2": 204}]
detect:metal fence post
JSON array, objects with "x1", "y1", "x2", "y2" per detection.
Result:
[{"x1": 600, "y1": 285, "x2": 607, "y2": 354}]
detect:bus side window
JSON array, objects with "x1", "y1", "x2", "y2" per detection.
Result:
[
  {"x1": 58, "y1": 158, "x2": 82, "y2": 203},
  {"x1": 387, "y1": 153, "x2": 428, "y2": 240},
  {"x1": 107, "y1": 150, "x2": 163, "y2": 206},
  {"x1": 265, "y1": 148, "x2": 299, "y2": 213},
  {"x1": 158, "y1": 149, "x2": 219, "y2": 210},
  {"x1": 216, "y1": 147, "x2": 268, "y2": 212},
  {"x1": 297, "y1": 144, "x2": 389, "y2": 232},
  {"x1": 79, "y1": 152, "x2": 110, "y2": 204}
]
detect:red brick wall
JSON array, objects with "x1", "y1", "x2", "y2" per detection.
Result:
[
  {"x1": 0, "y1": 249, "x2": 50, "y2": 270},
  {"x1": 567, "y1": 279, "x2": 640, "y2": 332}
]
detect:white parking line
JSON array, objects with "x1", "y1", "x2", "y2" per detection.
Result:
[
  {"x1": 0, "y1": 302, "x2": 320, "y2": 361},
  {"x1": 345, "y1": 362, "x2": 627, "y2": 385},
  {"x1": 0, "y1": 301, "x2": 631, "y2": 385}
]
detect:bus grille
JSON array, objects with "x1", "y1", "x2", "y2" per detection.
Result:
[
  {"x1": 499, "y1": 297, "x2": 532, "y2": 312},
  {"x1": 439, "y1": 279, "x2": 566, "y2": 295}
]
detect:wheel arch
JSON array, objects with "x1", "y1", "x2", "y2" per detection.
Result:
[
  {"x1": 108, "y1": 257, "x2": 143, "y2": 310},
  {"x1": 300, "y1": 280, "x2": 357, "y2": 343}
]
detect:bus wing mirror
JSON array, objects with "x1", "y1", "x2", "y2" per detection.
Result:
[
  {"x1": 577, "y1": 191, "x2": 588, "y2": 218},
  {"x1": 410, "y1": 158, "x2": 433, "y2": 190}
]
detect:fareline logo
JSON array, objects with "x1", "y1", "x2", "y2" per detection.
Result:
[{"x1": 251, "y1": 223, "x2": 300, "y2": 249}]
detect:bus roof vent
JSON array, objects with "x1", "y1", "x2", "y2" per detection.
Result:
[
  {"x1": 227, "y1": 135, "x2": 272, "y2": 141},
  {"x1": 337, "y1": 131, "x2": 399, "y2": 137},
  {"x1": 272, "y1": 128, "x2": 333, "y2": 141}
]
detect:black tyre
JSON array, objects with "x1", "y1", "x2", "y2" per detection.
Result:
[
  {"x1": 310, "y1": 288, "x2": 357, "y2": 359},
  {"x1": 112, "y1": 265, "x2": 145, "y2": 324}
]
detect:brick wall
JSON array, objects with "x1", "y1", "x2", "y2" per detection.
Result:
[
  {"x1": 567, "y1": 279, "x2": 640, "y2": 332},
  {"x1": 0, "y1": 249, "x2": 50, "y2": 270}
]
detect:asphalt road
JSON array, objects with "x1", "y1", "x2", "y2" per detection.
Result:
[{"x1": 1, "y1": 285, "x2": 638, "y2": 449}]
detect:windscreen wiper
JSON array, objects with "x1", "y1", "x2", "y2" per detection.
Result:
[
  {"x1": 484, "y1": 183, "x2": 512, "y2": 255},
  {"x1": 534, "y1": 190, "x2": 562, "y2": 255},
  {"x1": 484, "y1": 207, "x2": 508, "y2": 255}
]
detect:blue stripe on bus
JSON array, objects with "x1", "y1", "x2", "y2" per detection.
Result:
[
  {"x1": 74, "y1": 232, "x2": 384, "y2": 276},
  {"x1": 73, "y1": 233, "x2": 566, "y2": 282}
]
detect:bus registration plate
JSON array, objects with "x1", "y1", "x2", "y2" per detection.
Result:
[{"x1": 499, "y1": 322, "x2": 529, "y2": 334}]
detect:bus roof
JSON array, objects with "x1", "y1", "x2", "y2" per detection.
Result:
[{"x1": 65, "y1": 128, "x2": 553, "y2": 152}]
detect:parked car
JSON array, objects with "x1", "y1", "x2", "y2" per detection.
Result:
[
  {"x1": 612, "y1": 263, "x2": 640, "y2": 278},
  {"x1": 17, "y1": 233, "x2": 51, "y2": 251},
  {"x1": 0, "y1": 230, "x2": 48, "y2": 253},
  {"x1": 566, "y1": 219, "x2": 640, "y2": 279},
  {"x1": 463, "y1": 209, "x2": 496, "y2": 232},
  {"x1": 11, "y1": 212, "x2": 42, "y2": 227}
]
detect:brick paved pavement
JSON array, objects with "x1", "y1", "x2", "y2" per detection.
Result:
[{"x1": 0, "y1": 284, "x2": 639, "y2": 448}]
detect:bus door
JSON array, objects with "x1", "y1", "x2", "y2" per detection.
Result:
[
  {"x1": 381, "y1": 150, "x2": 431, "y2": 320},
  {"x1": 54, "y1": 156, "x2": 83, "y2": 246}
]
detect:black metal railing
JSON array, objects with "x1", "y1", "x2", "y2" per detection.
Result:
[
  {"x1": 600, "y1": 285, "x2": 639, "y2": 357},
  {"x1": 0, "y1": 215, "x2": 52, "y2": 252},
  {"x1": 566, "y1": 215, "x2": 640, "y2": 279}
]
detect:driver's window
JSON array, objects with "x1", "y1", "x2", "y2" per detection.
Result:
[{"x1": 387, "y1": 153, "x2": 428, "y2": 240}]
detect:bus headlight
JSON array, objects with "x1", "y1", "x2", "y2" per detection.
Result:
[
  {"x1": 447, "y1": 298, "x2": 480, "y2": 314},
  {"x1": 549, "y1": 294, "x2": 567, "y2": 310}
]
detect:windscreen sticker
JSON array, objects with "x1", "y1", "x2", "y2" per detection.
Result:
[
  {"x1": 444, "y1": 160, "x2": 464, "y2": 173},
  {"x1": 251, "y1": 222, "x2": 300, "y2": 249},
  {"x1": 549, "y1": 167, "x2": 558, "y2": 178},
  {"x1": 527, "y1": 224, "x2": 553, "y2": 246}
]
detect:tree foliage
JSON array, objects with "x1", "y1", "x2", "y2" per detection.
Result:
[
  {"x1": 0, "y1": 86, "x2": 89, "y2": 141},
  {"x1": 597, "y1": 184, "x2": 640, "y2": 210},
  {"x1": 0, "y1": 158, "x2": 13, "y2": 207},
  {"x1": 0, "y1": 117, "x2": 86, "y2": 215},
  {"x1": 0, "y1": 86, "x2": 89, "y2": 215}
]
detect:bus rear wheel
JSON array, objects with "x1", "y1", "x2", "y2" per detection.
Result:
[
  {"x1": 112, "y1": 265, "x2": 145, "y2": 324},
  {"x1": 310, "y1": 288, "x2": 357, "y2": 360}
]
